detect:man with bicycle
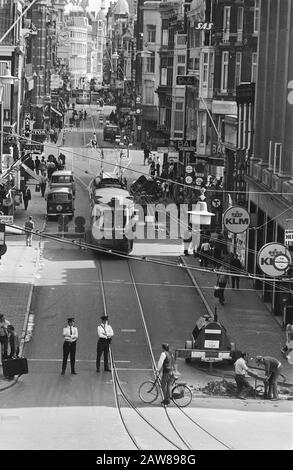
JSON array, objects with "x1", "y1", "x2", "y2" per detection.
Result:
[{"x1": 157, "y1": 344, "x2": 175, "y2": 406}]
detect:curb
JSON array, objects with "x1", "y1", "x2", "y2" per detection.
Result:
[{"x1": 0, "y1": 222, "x2": 44, "y2": 391}]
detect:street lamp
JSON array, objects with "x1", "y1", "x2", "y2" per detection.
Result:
[{"x1": 188, "y1": 201, "x2": 215, "y2": 249}]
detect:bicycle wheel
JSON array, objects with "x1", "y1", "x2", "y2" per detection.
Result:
[
  {"x1": 139, "y1": 380, "x2": 159, "y2": 404},
  {"x1": 171, "y1": 383, "x2": 192, "y2": 407}
]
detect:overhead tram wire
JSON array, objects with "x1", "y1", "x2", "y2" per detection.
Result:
[
  {"x1": 7, "y1": 222, "x2": 293, "y2": 291},
  {"x1": 4, "y1": 129, "x2": 293, "y2": 198}
]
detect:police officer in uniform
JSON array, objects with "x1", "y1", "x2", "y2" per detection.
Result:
[
  {"x1": 61, "y1": 318, "x2": 78, "y2": 375},
  {"x1": 96, "y1": 315, "x2": 114, "y2": 372}
]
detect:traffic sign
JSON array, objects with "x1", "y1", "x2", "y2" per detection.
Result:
[
  {"x1": 185, "y1": 176, "x2": 193, "y2": 185},
  {"x1": 212, "y1": 198, "x2": 221, "y2": 208},
  {"x1": 176, "y1": 75, "x2": 197, "y2": 86},
  {"x1": 223, "y1": 206, "x2": 250, "y2": 234},
  {"x1": 195, "y1": 177, "x2": 203, "y2": 187},
  {"x1": 185, "y1": 165, "x2": 193, "y2": 174},
  {"x1": 273, "y1": 254, "x2": 290, "y2": 272},
  {"x1": 257, "y1": 242, "x2": 291, "y2": 277}
]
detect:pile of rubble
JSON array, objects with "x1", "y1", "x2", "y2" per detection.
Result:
[{"x1": 200, "y1": 379, "x2": 238, "y2": 397}]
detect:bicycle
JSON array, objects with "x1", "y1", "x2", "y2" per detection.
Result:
[{"x1": 139, "y1": 374, "x2": 192, "y2": 408}]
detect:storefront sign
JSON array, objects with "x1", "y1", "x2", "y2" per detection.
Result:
[
  {"x1": 257, "y1": 242, "x2": 291, "y2": 277},
  {"x1": 223, "y1": 206, "x2": 250, "y2": 234}
]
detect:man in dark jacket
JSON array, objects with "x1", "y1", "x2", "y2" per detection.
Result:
[
  {"x1": 230, "y1": 254, "x2": 243, "y2": 289},
  {"x1": 255, "y1": 356, "x2": 283, "y2": 400}
]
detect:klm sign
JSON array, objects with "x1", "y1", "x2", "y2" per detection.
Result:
[{"x1": 223, "y1": 207, "x2": 250, "y2": 234}]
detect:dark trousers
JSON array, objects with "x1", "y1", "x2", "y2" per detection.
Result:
[
  {"x1": 161, "y1": 371, "x2": 174, "y2": 402},
  {"x1": 231, "y1": 276, "x2": 239, "y2": 289},
  {"x1": 235, "y1": 375, "x2": 251, "y2": 397},
  {"x1": 23, "y1": 198, "x2": 29, "y2": 210},
  {"x1": 265, "y1": 368, "x2": 281, "y2": 399},
  {"x1": 96, "y1": 338, "x2": 110, "y2": 371},
  {"x1": 62, "y1": 341, "x2": 76, "y2": 373},
  {"x1": 0, "y1": 336, "x2": 8, "y2": 360},
  {"x1": 218, "y1": 282, "x2": 226, "y2": 304},
  {"x1": 40, "y1": 183, "x2": 46, "y2": 197}
]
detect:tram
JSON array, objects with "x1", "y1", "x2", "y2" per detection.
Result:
[{"x1": 89, "y1": 186, "x2": 135, "y2": 254}]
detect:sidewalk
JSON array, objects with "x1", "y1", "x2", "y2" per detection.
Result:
[
  {"x1": 182, "y1": 255, "x2": 293, "y2": 382},
  {"x1": 0, "y1": 173, "x2": 46, "y2": 389}
]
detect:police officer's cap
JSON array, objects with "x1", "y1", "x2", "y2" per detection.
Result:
[
  {"x1": 101, "y1": 315, "x2": 108, "y2": 321},
  {"x1": 162, "y1": 343, "x2": 169, "y2": 351},
  {"x1": 67, "y1": 317, "x2": 75, "y2": 322}
]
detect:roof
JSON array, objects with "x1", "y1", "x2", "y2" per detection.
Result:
[
  {"x1": 91, "y1": 187, "x2": 133, "y2": 206},
  {"x1": 47, "y1": 187, "x2": 73, "y2": 194},
  {"x1": 52, "y1": 170, "x2": 74, "y2": 176},
  {"x1": 113, "y1": 0, "x2": 129, "y2": 15}
]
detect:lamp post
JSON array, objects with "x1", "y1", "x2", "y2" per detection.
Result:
[{"x1": 0, "y1": 66, "x2": 18, "y2": 174}]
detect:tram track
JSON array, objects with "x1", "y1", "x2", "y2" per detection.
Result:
[{"x1": 96, "y1": 256, "x2": 233, "y2": 450}]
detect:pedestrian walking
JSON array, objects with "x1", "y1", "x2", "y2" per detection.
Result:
[
  {"x1": 143, "y1": 146, "x2": 150, "y2": 165},
  {"x1": 182, "y1": 224, "x2": 193, "y2": 256},
  {"x1": 149, "y1": 160, "x2": 156, "y2": 178},
  {"x1": 216, "y1": 265, "x2": 229, "y2": 305},
  {"x1": 24, "y1": 215, "x2": 34, "y2": 246},
  {"x1": 230, "y1": 254, "x2": 242, "y2": 289},
  {"x1": 96, "y1": 315, "x2": 114, "y2": 372},
  {"x1": 234, "y1": 352, "x2": 254, "y2": 399},
  {"x1": 39, "y1": 155, "x2": 47, "y2": 174},
  {"x1": 22, "y1": 185, "x2": 31, "y2": 210},
  {"x1": 156, "y1": 155, "x2": 161, "y2": 177},
  {"x1": 39, "y1": 172, "x2": 48, "y2": 197},
  {"x1": 255, "y1": 356, "x2": 283, "y2": 400},
  {"x1": 157, "y1": 343, "x2": 175, "y2": 406},
  {"x1": 0, "y1": 314, "x2": 10, "y2": 362},
  {"x1": 92, "y1": 133, "x2": 97, "y2": 149},
  {"x1": 61, "y1": 318, "x2": 78, "y2": 375},
  {"x1": 199, "y1": 239, "x2": 212, "y2": 267},
  {"x1": 34, "y1": 156, "x2": 40, "y2": 175}
]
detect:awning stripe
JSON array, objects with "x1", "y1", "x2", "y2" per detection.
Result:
[{"x1": 51, "y1": 106, "x2": 62, "y2": 116}]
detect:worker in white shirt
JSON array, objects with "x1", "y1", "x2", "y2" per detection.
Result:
[
  {"x1": 157, "y1": 343, "x2": 175, "y2": 406},
  {"x1": 234, "y1": 352, "x2": 253, "y2": 399},
  {"x1": 182, "y1": 225, "x2": 193, "y2": 256},
  {"x1": 96, "y1": 315, "x2": 114, "y2": 372},
  {"x1": 61, "y1": 318, "x2": 78, "y2": 375}
]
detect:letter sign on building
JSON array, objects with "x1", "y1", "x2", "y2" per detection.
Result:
[
  {"x1": 257, "y1": 242, "x2": 291, "y2": 277},
  {"x1": 223, "y1": 206, "x2": 250, "y2": 234}
]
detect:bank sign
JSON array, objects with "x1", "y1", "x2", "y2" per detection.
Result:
[
  {"x1": 257, "y1": 242, "x2": 292, "y2": 277},
  {"x1": 223, "y1": 206, "x2": 250, "y2": 234}
]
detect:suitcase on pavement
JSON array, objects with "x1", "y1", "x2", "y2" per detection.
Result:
[{"x1": 2, "y1": 358, "x2": 28, "y2": 377}]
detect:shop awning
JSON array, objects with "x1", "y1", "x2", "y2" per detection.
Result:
[{"x1": 51, "y1": 106, "x2": 62, "y2": 117}]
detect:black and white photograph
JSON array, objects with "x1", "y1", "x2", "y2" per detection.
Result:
[{"x1": 0, "y1": 0, "x2": 292, "y2": 454}]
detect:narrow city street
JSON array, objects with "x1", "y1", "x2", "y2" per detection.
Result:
[{"x1": 0, "y1": 0, "x2": 293, "y2": 454}]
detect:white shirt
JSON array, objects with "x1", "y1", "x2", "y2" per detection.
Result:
[
  {"x1": 63, "y1": 325, "x2": 78, "y2": 343},
  {"x1": 97, "y1": 322, "x2": 114, "y2": 339},
  {"x1": 157, "y1": 351, "x2": 167, "y2": 371},
  {"x1": 234, "y1": 357, "x2": 249, "y2": 376}
]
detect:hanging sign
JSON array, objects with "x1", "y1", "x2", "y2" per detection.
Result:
[
  {"x1": 257, "y1": 242, "x2": 291, "y2": 277},
  {"x1": 223, "y1": 206, "x2": 250, "y2": 234}
]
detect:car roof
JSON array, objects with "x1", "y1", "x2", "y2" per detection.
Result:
[
  {"x1": 47, "y1": 187, "x2": 73, "y2": 194},
  {"x1": 91, "y1": 187, "x2": 133, "y2": 206},
  {"x1": 51, "y1": 170, "x2": 74, "y2": 176}
]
